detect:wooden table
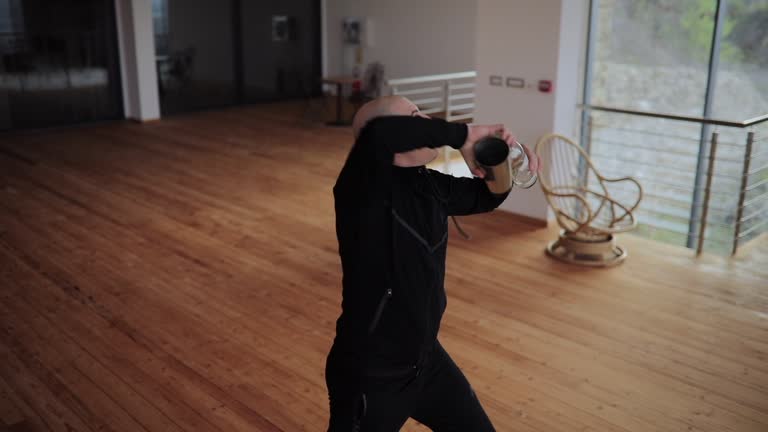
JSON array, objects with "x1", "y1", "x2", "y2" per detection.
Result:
[{"x1": 322, "y1": 76, "x2": 358, "y2": 126}]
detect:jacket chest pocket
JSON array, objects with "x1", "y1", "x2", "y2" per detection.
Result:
[
  {"x1": 391, "y1": 195, "x2": 448, "y2": 253},
  {"x1": 367, "y1": 288, "x2": 393, "y2": 335}
]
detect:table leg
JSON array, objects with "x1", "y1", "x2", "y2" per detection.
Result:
[{"x1": 326, "y1": 82, "x2": 351, "y2": 126}]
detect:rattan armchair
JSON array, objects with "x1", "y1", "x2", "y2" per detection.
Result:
[{"x1": 535, "y1": 133, "x2": 643, "y2": 266}]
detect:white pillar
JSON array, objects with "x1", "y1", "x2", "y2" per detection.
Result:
[
  {"x1": 474, "y1": 0, "x2": 588, "y2": 221},
  {"x1": 115, "y1": 0, "x2": 160, "y2": 121}
]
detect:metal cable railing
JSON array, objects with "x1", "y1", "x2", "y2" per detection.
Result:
[
  {"x1": 583, "y1": 105, "x2": 768, "y2": 256},
  {"x1": 591, "y1": 123, "x2": 752, "y2": 149},
  {"x1": 584, "y1": 104, "x2": 768, "y2": 127}
]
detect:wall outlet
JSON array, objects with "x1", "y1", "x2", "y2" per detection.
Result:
[
  {"x1": 506, "y1": 77, "x2": 524, "y2": 88},
  {"x1": 489, "y1": 75, "x2": 503, "y2": 86}
]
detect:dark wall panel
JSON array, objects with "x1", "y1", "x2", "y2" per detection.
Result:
[
  {"x1": 155, "y1": 0, "x2": 236, "y2": 114},
  {"x1": 153, "y1": 0, "x2": 321, "y2": 115},
  {"x1": 241, "y1": 0, "x2": 321, "y2": 102}
]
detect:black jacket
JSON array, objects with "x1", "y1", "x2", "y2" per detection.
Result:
[{"x1": 331, "y1": 116, "x2": 509, "y2": 375}]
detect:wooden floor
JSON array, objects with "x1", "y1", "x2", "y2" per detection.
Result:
[{"x1": 0, "y1": 103, "x2": 766, "y2": 432}]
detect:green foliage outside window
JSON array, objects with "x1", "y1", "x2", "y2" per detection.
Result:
[{"x1": 625, "y1": 0, "x2": 768, "y2": 65}]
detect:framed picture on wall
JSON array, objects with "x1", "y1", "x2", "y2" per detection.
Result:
[
  {"x1": 272, "y1": 15, "x2": 296, "y2": 42},
  {"x1": 342, "y1": 18, "x2": 361, "y2": 44}
]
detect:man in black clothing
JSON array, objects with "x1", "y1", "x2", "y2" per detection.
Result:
[{"x1": 326, "y1": 96, "x2": 541, "y2": 431}]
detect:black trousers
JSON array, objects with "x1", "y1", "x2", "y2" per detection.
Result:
[{"x1": 325, "y1": 341, "x2": 495, "y2": 431}]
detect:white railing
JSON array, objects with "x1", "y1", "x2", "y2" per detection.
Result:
[
  {"x1": 387, "y1": 71, "x2": 477, "y2": 175},
  {"x1": 387, "y1": 71, "x2": 477, "y2": 122}
]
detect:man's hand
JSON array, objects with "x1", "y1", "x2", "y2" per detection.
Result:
[
  {"x1": 521, "y1": 141, "x2": 542, "y2": 176},
  {"x1": 460, "y1": 124, "x2": 542, "y2": 179}
]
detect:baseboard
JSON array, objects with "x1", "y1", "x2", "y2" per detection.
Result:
[{"x1": 130, "y1": 117, "x2": 161, "y2": 123}]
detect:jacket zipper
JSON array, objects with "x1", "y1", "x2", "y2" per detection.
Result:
[{"x1": 367, "y1": 288, "x2": 393, "y2": 335}]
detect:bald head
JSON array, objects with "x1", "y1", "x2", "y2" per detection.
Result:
[
  {"x1": 352, "y1": 95, "x2": 419, "y2": 138},
  {"x1": 350, "y1": 95, "x2": 439, "y2": 167}
]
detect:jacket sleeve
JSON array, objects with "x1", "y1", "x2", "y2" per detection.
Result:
[
  {"x1": 428, "y1": 170, "x2": 510, "y2": 216},
  {"x1": 358, "y1": 116, "x2": 468, "y2": 164}
]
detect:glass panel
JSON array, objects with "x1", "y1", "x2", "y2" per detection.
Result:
[
  {"x1": 154, "y1": 0, "x2": 236, "y2": 115},
  {"x1": 588, "y1": 0, "x2": 722, "y2": 250},
  {"x1": 0, "y1": 0, "x2": 122, "y2": 131},
  {"x1": 588, "y1": 111, "x2": 705, "y2": 248},
  {"x1": 711, "y1": 0, "x2": 768, "y2": 120},
  {"x1": 591, "y1": 0, "x2": 715, "y2": 115},
  {"x1": 709, "y1": 2, "x2": 768, "y2": 252},
  {"x1": 153, "y1": 0, "x2": 321, "y2": 113},
  {"x1": 734, "y1": 123, "x2": 768, "y2": 251},
  {"x1": 587, "y1": 1, "x2": 767, "y2": 254}
]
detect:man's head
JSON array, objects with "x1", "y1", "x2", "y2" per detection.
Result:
[{"x1": 352, "y1": 96, "x2": 437, "y2": 167}]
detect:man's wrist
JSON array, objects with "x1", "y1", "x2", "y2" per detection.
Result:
[
  {"x1": 462, "y1": 124, "x2": 479, "y2": 150},
  {"x1": 455, "y1": 124, "x2": 473, "y2": 150}
]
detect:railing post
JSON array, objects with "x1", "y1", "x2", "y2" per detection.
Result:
[
  {"x1": 697, "y1": 131, "x2": 719, "y2": 256},
  {"x1": 579, "y1": 114, "x2": 594, "y2": 190},
  {"x1": 732, "y1": 131, "x2": 755, "y2": 256},
  {"x1": 443, "y1": 81, "x2": 451, "y2": 121},
  {"x1": 443, "y1": 80, "x2": 452, "y2": 173},
  {"x1": 440, "y1": 80, "x2": 453, "y2": 174},
  {"x1": 586, "y1": 114, "x2": 593, "y2": 156}
]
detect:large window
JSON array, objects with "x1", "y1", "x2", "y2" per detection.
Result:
[
  {"x1": 0, "y1": 0, "x2": 123, "y2": 130},
  {"x1": 585, "y1": 0, "x2": 768, "y2": 253}
]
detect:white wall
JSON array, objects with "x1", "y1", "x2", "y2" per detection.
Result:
[
  {"x1": 323, "y1": 0, "x2": 477, "y2": 81},
  {"x1": 474, "y1": 0, "x2": 588, "y2": 221},
  {"x1": 115, "y1": 0, "x2": 160, "y2": 121}
]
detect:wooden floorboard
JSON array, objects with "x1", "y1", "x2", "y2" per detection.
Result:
[{"x1": 0, "y1": 102, "x2": 766, "y2": 431}]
